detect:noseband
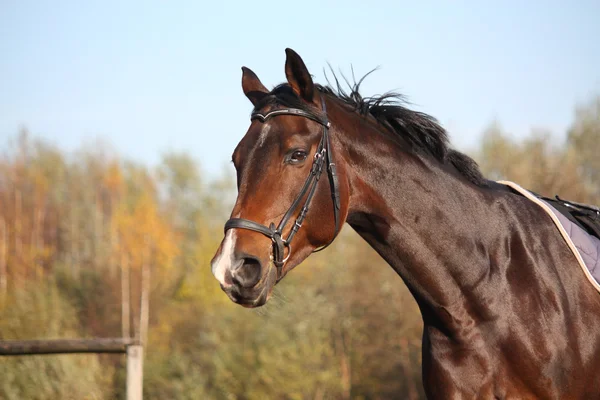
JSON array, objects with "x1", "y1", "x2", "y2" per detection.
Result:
[{"x1": 224, "y1": 95, "x2": 341, "y2": 281}]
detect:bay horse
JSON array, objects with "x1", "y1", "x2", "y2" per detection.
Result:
[{"x1": 210, "y1": 48, "x2": 600, "y2": 399}]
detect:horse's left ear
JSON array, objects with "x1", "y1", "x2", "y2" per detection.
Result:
[
  {"x1": 285, "y1": 48, "x2": 315, "y2": 103},
  {"x1": 242, "y1": 66, "x2": 269, "y2": 106}
]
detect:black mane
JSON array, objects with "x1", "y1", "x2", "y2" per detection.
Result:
[{"x1": 253, "y1": 71, "x2": 487, "y2": 187}]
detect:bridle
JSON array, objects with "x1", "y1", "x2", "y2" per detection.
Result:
[{"x1": 224, "y1": 94, "x2": 341, "y2": 281}]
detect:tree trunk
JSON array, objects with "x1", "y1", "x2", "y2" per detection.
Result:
[
  {"x1": 109, "y1": 197, "x2": 117, "y2": 279},
  {"x1": 340, "y1": 349, "x2": 351, "y2": 400},
  {"x1": 15, "y1": 188, "x2": 22, "y2": 262},
  {"x1": 0, "y1": 217, "x2": 7, "y2": 303},
  {"x1": 121, "y1": 248, "x2": 131, "y2": 339},
  {"x1": 139, "y1": 236, "x2": 151, "y2": 345},
  {"x1": 94, "y1": 193, "x2": 102, "y2": 271},
  {"x1": 335, "y1": 326, "x2": 351, "y2": 400},
  {"x1": 400, "y1": 339, "x2": 419, "y2": 400},
  {"x1": 70, "y1": 204, "x2": 79, "y2": 278},
  {"x1": 32, "y1": 205, "x2": 45, "y2": 279}
]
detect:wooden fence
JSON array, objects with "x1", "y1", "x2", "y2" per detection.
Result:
[
  {"x1": 0, "y1": 243, "x2": 152, "y2": 400},
  {"x1": 0, "y1": 338, "x2": 144, "y2": 400}
]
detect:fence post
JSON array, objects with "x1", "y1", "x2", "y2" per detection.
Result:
[{"x1": 127, "y1": 344, "x2": 143, "y2": 400}]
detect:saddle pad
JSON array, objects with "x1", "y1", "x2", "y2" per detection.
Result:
[{"x1": 497, "y1": 181, "x2": 600, "y2": 294}]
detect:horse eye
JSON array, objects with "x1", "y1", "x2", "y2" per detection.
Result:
[
  {"x1": 286, "y1": 150, "x2": 307, "y2": 164},
  {"x1": 289, "y1": 150, "x2": 307, "y2": 164}
]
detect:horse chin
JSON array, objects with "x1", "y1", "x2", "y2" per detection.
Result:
[
  {"x1": 226, "y1": 267, "x2": 277, "y2": 308},
  {"x1": 239, "y1": 299, "x2": 265, "y2": 309}
]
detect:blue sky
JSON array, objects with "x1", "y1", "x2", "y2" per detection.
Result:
[{"x1": 1, "y1": 0, "x2": 599, "y2": 177}]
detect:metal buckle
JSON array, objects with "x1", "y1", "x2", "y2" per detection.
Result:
[
  {"x1": 282, "y1": 242, "x2": 292, "y2": 263},
  {"x1": 314, "y1": 148, "x2": 326, "y2": 161},
  {"x1": 268, "y1": 241, "x2": 292, "y2": 264}
]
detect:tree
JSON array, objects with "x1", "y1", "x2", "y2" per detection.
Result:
[
  {"x1": 567, "y1": 95, "x2": 600, "y2": 203},
  {"x1": 477, "y1": 120, "x2": 594, "y2": 204}
]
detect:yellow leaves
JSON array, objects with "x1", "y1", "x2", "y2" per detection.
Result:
[
  {"x1": 30, "y1": 167, "x2": 50, "y2": 199},
  {"x1": 176, "y1": 221, "x2": 231, "y2": 306},
  {"x1": 103, "y1": 161, "x2": 125, "y2": 198},
  {"x1": 112, "y1": 191, "x2": 180, "y2": 272}
]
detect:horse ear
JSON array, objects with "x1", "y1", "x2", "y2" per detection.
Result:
[
  {"x1": 242, "y1": 67, "x2": 268, "y2": 106},
  {"x1": 284, "y1": 48, "x2": 314, "y2": 103}
]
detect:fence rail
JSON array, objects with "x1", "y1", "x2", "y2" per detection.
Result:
[{"x1": 0, "y1": 338, "x2": 138, "y2": 356}]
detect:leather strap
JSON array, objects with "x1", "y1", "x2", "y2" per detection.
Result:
[
  {"x1": 251, "y1": 108, "x2": 329, "y2": 128},
  {"x1": 224, "y1": 218, "x2": 275, "y2": 238}
]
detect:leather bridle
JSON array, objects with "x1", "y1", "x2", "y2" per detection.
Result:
[{"x1": 224, "y1": 95, "x2": 341, "y2": 281}]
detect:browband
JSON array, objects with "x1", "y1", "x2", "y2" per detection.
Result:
[{"x1": 251, "y1": 108, "x2": 331, "y2": 128}]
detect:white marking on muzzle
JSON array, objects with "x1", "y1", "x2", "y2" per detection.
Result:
[{"x1": 211, "y1": 230, "x2": 237, "y2": 287}]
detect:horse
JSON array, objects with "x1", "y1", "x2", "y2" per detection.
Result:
[{"x1": 210, "y1": 48, "x2": 600, "y2": 399}]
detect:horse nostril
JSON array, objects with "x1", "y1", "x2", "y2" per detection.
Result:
[{"x1": 231, "y1": 257, "x2": 262, "y2": 288}]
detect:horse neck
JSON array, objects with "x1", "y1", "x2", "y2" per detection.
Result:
[{"x1": 334, "y1": 107, "x2": 497, "y2": 334}]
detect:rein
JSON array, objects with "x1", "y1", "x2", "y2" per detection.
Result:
[{"x1": 224, "y1": 95, "x2": 341, "y2": 281}]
